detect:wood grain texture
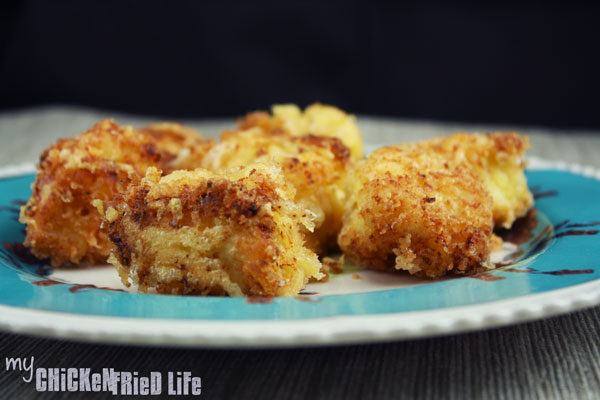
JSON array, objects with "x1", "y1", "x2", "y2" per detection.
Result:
[
  {"x1": 0, "y1": 107, "x2": 599, "y2": 399},
  {"x1": 1, "y1": 308, "x2": 599, "y2": 399}
]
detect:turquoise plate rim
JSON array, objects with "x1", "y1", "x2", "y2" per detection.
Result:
[{"x1": 0, "y1": 157, "x2": 599, "y2": 346}]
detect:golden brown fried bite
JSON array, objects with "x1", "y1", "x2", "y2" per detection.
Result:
[
  {"x1": 338, "y1": 145, "x2": 495, "y2": 278},
  {"x1": 202, "y1": 128, "x2": 351, "y2": 254},
  {"x1": 423, "y1": 132, "x2": 533, "y2": 228},
  {"x1": 137, "y1": 122, "x2": 214, "y2": 172},
  {"x1": 105, "y1": 165, "x2": 322, "y2": 296},
  {"x1": 19, "y1": 119, "x2": 168, "y2": 266},
  {"x1": 238, "y1": 103, "x2": 364, "y2": 161}
]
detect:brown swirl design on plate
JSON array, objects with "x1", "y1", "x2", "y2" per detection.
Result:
[
  {"x1": 246, "y1": 296, "x2": 274, "y2": 304},
  {"x1": 294, "y1": 296, "x2": 322, "y2": 303},
  {"x1": 503, "y1": 267, "x2": 593, "y2": 275},
  {"x1": 495, "y1": 209, "x2": 553, "y2": 267},
  {"x1": 31, "y1": 280, "x2": 125, "y2": 292},
  {"x1": 0, "y1": 242, "x2": 52, "y2": 276},
  {"x1": 473, "y1": 203, "x2": 598, "y2": 281},
  {"x1": 468, "y1": 273, "x2": 505, "y2": 281},
  {"x1": 530, "y1": 185, "x2": 559, "y2": 200}
]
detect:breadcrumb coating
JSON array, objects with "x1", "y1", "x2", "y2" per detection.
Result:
[
  {"x1": 19, "y1": 119, "x2": 168, "y2": 266},
  {"x1": 237, "y1": 103, "x2": 364, "y2": 161},
  {"x1": 423, "y1": 132, "x2": 533, "y2": 228},
  {"x1": 338, "y1": 144, "x2": 495, "y2": 278},
  {"x1": 105, "y1": 165, "x2": 323, "y2": 296},
  {"x1": 137, "y1": 122, "x2": 214, "y2": 172},
  {"x1": 202, "y1": 127, "x2": 351, "y2": 254}
]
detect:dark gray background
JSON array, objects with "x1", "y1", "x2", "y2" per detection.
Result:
[{"x1": 1, "y1": 1, "x2": 600, "y2": 129}]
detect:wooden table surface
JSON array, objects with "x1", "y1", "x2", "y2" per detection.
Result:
[{"x1": 1, "y1": 106, "x2": 599, "y2": 399}]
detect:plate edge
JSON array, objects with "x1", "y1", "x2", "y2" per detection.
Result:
[
  {"x1": 1, "y1": 158, "x2": 599, "y2": 347},
  {"x1": 1, "y1": 279, "x2": 599, "y2": 348}
]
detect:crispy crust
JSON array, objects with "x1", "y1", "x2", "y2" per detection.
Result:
[
  {"x1": 423, "y1": 132, "x2": 534, "y2": 228},
  {"x1": 338, "y1": 144, "x2": 495, "y2": 278},
  {"x1": 202, "y1": 128, "x2": 351, "y2": 254},
  {"x1": 106, "y1": 165, "x2": 322, "y2": 296},
  {"x1": 137, "y1": 122, "x2": 214, "y2": 172},
  {"x1": 425, "y1": 132, "x2": 529, "y2": 167},
  {"x1": 19, "y1": 119, "x2": 167, "y2": 266},
  {"x1": 237, "y1": 103, "x2": 364, "y2": 161},
  {"x1": 20, "y1": 119, "x2": 214, "y2": 267},
  {"x1": 237, "y1": 111, "x2": 276, "y2": 133}
]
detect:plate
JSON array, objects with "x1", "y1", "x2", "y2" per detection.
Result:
[{"x1": 0, "y1": 158, "x2": 599, "y2": 347}]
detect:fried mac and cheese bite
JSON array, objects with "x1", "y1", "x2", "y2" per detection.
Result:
[
  {"x1": 338, "y1": 145, "x2": 495, "y2": 278},
  {"x1": 105, "y1": 165, "x2": 323, "y2": 296},
  {"x1": 19, "y1": 119, "x2": 169, "y2": 266},
  {"x1": 202, "y1": 128, "x2": 351, "y2": 254},
  {"x1": 423, "y1": 132, "x2": 533, "y2": 228},
  {"x1": 137, "y1": 122, "x2": 214, "y2": 172},
  {"x1": 238, "y1": 103, "x2": 364, "y2": 161}
]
